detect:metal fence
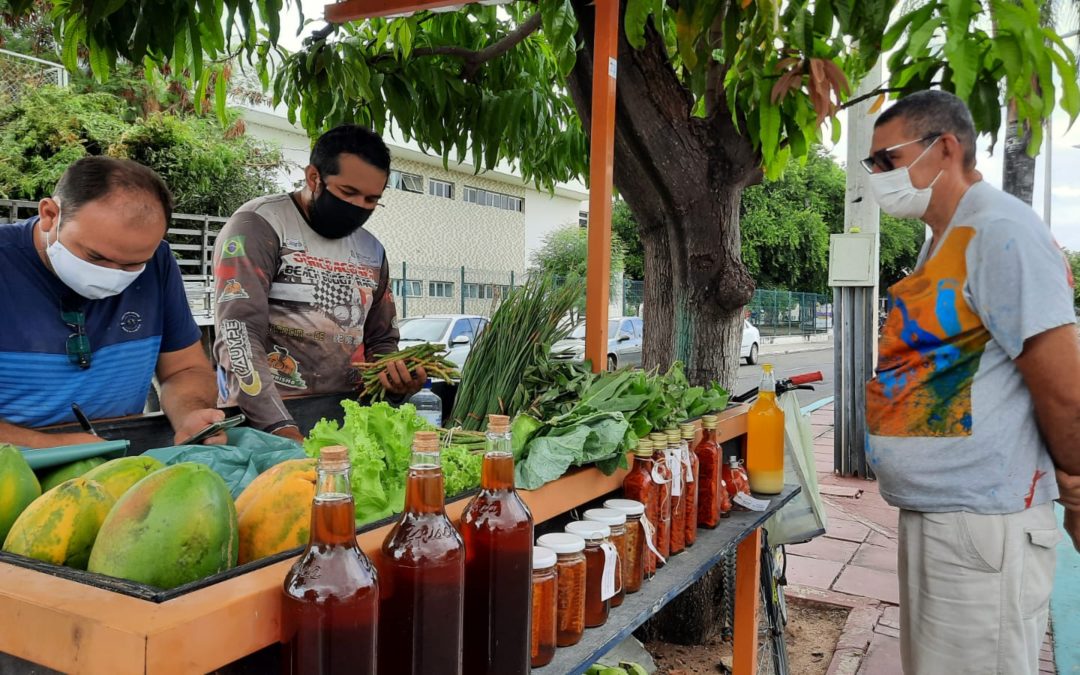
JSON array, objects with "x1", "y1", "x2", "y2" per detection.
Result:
[
  {"x1": 0, "y1": 48, "x2": 67, "y2": 102},
  {"x1": 747, "y1": 289, "x2": 833, "y2": 336}
]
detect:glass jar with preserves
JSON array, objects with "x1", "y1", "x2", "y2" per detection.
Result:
[
  {"x1": 583, "y1": 508, "x2": 627, "y2": 608},
  {"x1": 535, "y1": 533, "x2": 586, "y2": 647},
  {"x1": 622, "y1": 438, "x2": 660, "y2": 576},
  {"x1": 679, "y1": 424, "x2": 700, "y2": 547},
  {"x1": 563, "y1": 521, "x2": 616, "y2": 628},
  {"x1": 696, "y1": 414, "x2": 723, "y2": 526},
  {"x1": 530, "y1": 546, "x2": 558, "y2": 669},
  {"x1": 665, "y1": 429, "x2": 686, "y2": 556},
  {"x1": 724, "y1": 457, "x2": 752, "y2": 511},
  {"x1": 603, "y1": 499, "x2": 646, "y2": 594},
  {"x1": 648, "y1": 433, "x2": 672, "y2": 566}
]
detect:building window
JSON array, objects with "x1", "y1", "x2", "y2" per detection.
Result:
[
  {"x1": 579, "y1": 210, "x2": 589, "y2": 227},
  {"x1": 463, "y1": 186, "x2": 524, "y2": 212},
  {"x1": 429, "y1": 179, "x2": 454, "y2": 199},
  {"x1": 463, "y1": 283, "x2": 510, "y2": 300},
  {"x1": 388, "y1": 170, "x2": 423, "y2": 193},
  {"x1": 392, "y1": 279, "x2": 422, "y2": 297},
  {"x1": 429, "y1": 281, "x2": 454, "y2": 298}
]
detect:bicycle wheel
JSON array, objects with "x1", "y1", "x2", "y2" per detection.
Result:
[{"x1": 757, "y1": 539, "x2": 789, "y2": 675}]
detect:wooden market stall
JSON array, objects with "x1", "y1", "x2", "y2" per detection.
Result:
[{"x1": 0, "y1": 400, "x2": 771, "y2": 675}]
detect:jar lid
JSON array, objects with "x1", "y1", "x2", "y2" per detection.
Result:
[
  {"x1": 537, "y1": 533, "x2": 585, "y2": 554},
  {"x1": 583, "y1": 508, "x2": 627, "y2": 526},
  {"x1": 702, "y1": 414, "x2": 718, "y2": 429},
  {"x1": 565, "y1": 520, "x2": 611, "y2": 540},
  {"x1": 533, "y1": 546, "x2": 557, "y2": 570},
  {"x1": 634, "y1": 438, "x2": 654, "y2": 456},
  {"x1": 603, "y1": 498, "x2": 645, "y2": 516}
]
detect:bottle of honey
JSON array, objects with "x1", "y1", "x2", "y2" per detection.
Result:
[
  {"x1": 460, "y1": 414, "x2": 534, "y2": 675},
  {"x1": 282, "y1": 446, "x2": 379, "y2": 675},
  {"x1": 377, "y1": 431, "x2": 465, "y2": 675},
  {"x1": 747, "y1": 364, "x2": 785, "y2": 494}
]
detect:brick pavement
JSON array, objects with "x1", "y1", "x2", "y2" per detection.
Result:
[{"x1": 786, "y1": 403, "x2": 1057, "y2": 675}]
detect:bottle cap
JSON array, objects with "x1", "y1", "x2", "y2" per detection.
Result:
[
  {"x1": 680, "y1": 424, "x2": 695, "y2": 440},
  {"x1": 702, "y1": 414, "x2": 718, "y2": 430},
  {"x1": 603, "y1": 498, "x2": 645, "y2": 516},
  {"x1": 413, "y1": 431, "x2": 439, "y2": 452},
  {"x1": 583, "y1": 508, "x2": 627, "y2": 527},
  {"x1": 565, "y1": 520, "x2": 611, "y2": 540},
  {"x1": 665, "y1": 430, "x2": 681, "y2": 444},
  {"x1": 634, "y1": 438, "x2": 654, "y2": 456},
  {"x1": 487, "y1": 414, "x2": 510, "y2": 434},
  {"x1": 533, "y1": 546, "x2": 557, "y2": 570},
  {"x1": 649, "y1": 433, "x2": 667, "y2": 446},
  {"x1": 537, "y1": 533, "x2": 585, "y2": 555},
  {"x1": 319, "y1": 446, "x2": 349, "y2": 469},
  {"x1": 762, "y1": 364, "x2": 773, "y2": 373}
]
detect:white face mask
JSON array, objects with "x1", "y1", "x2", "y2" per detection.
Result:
[
  {"x1": 868, "y1": 137, "x2": 943, "y2": 220},
  {"x1": 44, "y1": 207, "x2": 145, "y2": 300}
]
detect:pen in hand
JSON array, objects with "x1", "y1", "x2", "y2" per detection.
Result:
[{"x1": 71, "y1": 402, "x2": 99, "y2": 437}]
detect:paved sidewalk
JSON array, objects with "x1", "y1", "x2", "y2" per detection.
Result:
[
  {"x1": 760, "y1": 334, "x2": 833, "y2": 356},
  {"x1": 786, "y1": 404, "x2": 1058, "y2": 675}
]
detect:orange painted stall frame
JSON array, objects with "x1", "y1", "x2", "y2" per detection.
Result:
[{"x1": 0, "y1": 407, "x2": 749, "y2": 674}]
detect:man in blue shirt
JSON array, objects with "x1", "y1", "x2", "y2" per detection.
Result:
[{"x1": 0, "y1": 157, "x2": 224, "y2": 447}]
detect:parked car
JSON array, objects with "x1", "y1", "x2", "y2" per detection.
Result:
[
  {"x1": 397, "y1": 314, "x2": 489, "y2": 370},
  {"x1": 551, "y1": 317, "x2": 644, "y2": 370},
  {"x1": 741, "y1": 319, "x2": 760, "y2": 365}
]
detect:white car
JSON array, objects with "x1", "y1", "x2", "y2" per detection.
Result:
[
  {"x1": 397, "y1": 314, "x2": 489, "y2": 370},
  {"x1": 741, "y1": 319, "x2": 760, "y2": 365}
]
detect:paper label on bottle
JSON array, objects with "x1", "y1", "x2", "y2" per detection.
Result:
[
  {"x1": 733, "y1": 493, "x2": 771, "y2": 512},
  {"x1": 600, "y1": 541, "x2": 619, "y2": 600},
  {"x1": 651, "y1": 461, "x2": 669, "y2": 485},
  {"x1": 668, "y1": 449, "x2": 683, "y2": 497},
  {"x1": 641, "y1": 516, "x2": 666, "y2": 565},
  {"x1": 681, "y1": 443, "x2": 694, "y2": 483}
]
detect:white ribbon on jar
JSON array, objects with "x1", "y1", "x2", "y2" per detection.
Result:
[
  {"x1": 600, "y1": 540, "x2": 620, "y2": 600},
  {"x1": 640, "y1": 515, "x2": 666, "y2": 565}
]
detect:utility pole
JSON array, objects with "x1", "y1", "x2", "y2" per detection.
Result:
[{"x1": 831, "y1": 58, "x2": 882, "y2": 478}]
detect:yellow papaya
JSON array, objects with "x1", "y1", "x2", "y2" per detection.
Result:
[
  {"x1": 0, "y1": 444, "x2": 41, "y2": 543},
  {"x1": 236, "y1": 458, "x2": 317, "y2": 564},
  {"x1": 2, "y1": 477, "x2": 115, "y2": 569},
  {"x1": 82, "y1": 456, "x2": 165, "y2": 500}
]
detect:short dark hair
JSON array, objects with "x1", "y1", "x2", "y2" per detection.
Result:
[
  {"x1": 876, "y1": 90, "x2": 977, "y2": 168},
  {"x1": 310, "y1": 124, "x2": 392, "y2": 177},
  {"x1": 54, "y1": 156, "x2": 174, "y2": 222}
]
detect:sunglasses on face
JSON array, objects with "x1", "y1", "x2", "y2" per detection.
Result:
[
  {"x1": 62, "y1": 310, "x2": 92, "y2": 369},
  {"x1": 860, "y1": 133, "x2": 942, "y2": 173}
]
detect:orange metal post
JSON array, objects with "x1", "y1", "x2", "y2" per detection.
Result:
[
  {"x1": 733, "y1": 527, "x2": 762, "y2": 674},
  {"x1": 584, "y1": 0, "x2": 619, "y2": 374}
]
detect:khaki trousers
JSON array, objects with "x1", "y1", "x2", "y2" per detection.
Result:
[{"x1": 898, "y1": 504, "x2": 1061, "y2": 675}]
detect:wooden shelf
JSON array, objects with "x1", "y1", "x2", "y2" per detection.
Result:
[{"x1": 536, "y1": 486, "x2": 801, "y2": 675}]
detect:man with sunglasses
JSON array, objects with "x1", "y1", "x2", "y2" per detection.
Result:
[
  {"x1": 863, "y1": 90, "x2": 1080, "y2": 674},
  {"x1": 0, "y1": 157, "x2": 226, "y2": 448},
  {"x1": 213, "y1": 124, "x2": 423, "y2": 442}
]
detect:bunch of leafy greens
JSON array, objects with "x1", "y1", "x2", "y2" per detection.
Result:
[
  {"x1": 512, "y1": 362, "x2": 729, "y2": 489},
  {"x1": 304, "y1": 401, "x2": 481, "y2": 524}
]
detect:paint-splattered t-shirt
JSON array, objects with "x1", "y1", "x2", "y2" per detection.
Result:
[{"x1": 866, "y1": 180, "x2": 1074, "y2": 514}]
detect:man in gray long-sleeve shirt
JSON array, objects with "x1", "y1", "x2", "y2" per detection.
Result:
[{"x1": 213, "y1": 125, "x2": 425, "y2": 441}]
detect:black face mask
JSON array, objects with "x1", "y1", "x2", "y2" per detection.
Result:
[{"x1": 308, "y1": 178, "x2": 374, "y2": 239}]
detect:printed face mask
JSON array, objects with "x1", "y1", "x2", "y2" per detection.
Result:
[
  {"x1": 45, "y1": 206, "x2": 144, "y2": 299},
  {"x1": 868, "y1": 137, "x2": 943, "y2": 220},
  {"x1": 309, "y1": 177, "x2": 374, "y2": 239}
]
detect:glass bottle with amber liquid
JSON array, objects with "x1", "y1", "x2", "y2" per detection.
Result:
[
  {"x1": 282, "y1": 446, "x2": 378, "y2": 675},
  {"x1": 460, "y1": 414, "x2": 534, "y2": 675},
  {"x1": 377, "y1": 431, "x2": 465, "y2": 675},
  {"x1": 747, "y1": 364, "x2": 785, "y2": 494}
]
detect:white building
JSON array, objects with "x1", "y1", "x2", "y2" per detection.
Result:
[{"x1": 240, "y1": 107, "x2": 589, "y2": 318}]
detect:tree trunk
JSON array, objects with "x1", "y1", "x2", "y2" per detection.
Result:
[
  {"x1": 1003, "y1": 104, "x2": 1036, "y2": 205},
  {"x1": 565, "y1": 0, "x2": 758, "y2": 645},
  {"x1": 565, "y1": 0, "x2": 757, "y2": 391}
]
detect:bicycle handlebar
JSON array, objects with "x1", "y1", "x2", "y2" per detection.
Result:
[{"x1": 788, "y1": 371, "x2": 824, "y2": 386}]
